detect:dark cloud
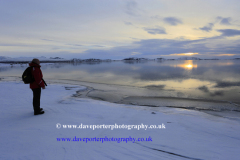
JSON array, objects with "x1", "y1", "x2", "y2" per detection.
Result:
[
  {"x1": 143, "y1": 27, "x2": 166, "y2": 35},
  {"x1": 82, "y1": 36, "x2": 240, "y2": 59},
  {"x1": 198, "y1": 85, "x2": 224, "y2": 97},
  {"x1": 217, "y1": 17, "x2": 232, "y2": 25},
  {"x1": 220, "y1": 18, "x2": 231, "y2": 25},
  {"x1": 163, "y1": 17, "x2": 182, "y2": 26},
  {"x1": 217, "y1": 29, "x2": 240, "y2": 37},
  {"x1": 198, "y1": 86, "x2": 209, "y2": 93},
  {"x1": 214, "y1": 81, "x2": 240, "y2": 88},
  {"x1": 144, "y1": 85, "x2": 165, "y2": 90},
  {"x1": 199, "y1": 17, "x2": 232, "y2": 32},
  {"x1": 199, "y1": 23, "x2": 214, "y2": 32},
  {"x1": 210, "y1": 91, "x2": 224, "y2": 97}
]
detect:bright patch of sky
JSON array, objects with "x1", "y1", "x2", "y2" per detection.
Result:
[{"x1": 0, "y1": 0, "x2": 240, "y2": 59}]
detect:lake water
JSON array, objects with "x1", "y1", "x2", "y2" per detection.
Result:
[{"x1": 1, "y1": 60, "x2": 240, "y2": 114}]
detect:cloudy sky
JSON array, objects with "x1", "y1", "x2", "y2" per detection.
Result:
[{"x1": 0, "y1": 0, "x2": 240, "y2": 59}]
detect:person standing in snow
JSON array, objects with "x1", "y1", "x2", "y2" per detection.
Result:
[{"x1": 29, "y1": 59, "x2": 45, "y2": 115}]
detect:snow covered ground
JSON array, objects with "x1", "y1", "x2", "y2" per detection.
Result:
[{"x1": 0, "y1": 81, "x2": 240, "y2": 160}]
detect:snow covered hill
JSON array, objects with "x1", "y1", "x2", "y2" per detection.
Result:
[
  {"x1": 0, "y1": 56, "x2": 11, "y2": 61},
  {"x1": 0, "y1": 56, "x2": 70, "y2": 62},
  {"x1": 177, "y1": 57, "x2": 201, "y2": 60},
  {"x1": 123, "y1": 57, "x2": 150, "y2": 61},
  {"x1": 0, "y1": 81, "x2": 240, "y2": 160}
]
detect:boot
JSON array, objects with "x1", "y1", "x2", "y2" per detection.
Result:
[{"x1": 34, "y1": 110, "x2": 45, "y2": 115}]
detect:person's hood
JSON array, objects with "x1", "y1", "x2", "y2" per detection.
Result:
[{"x1": 29, "y1": 62, "x2": 41, "y2": 68}]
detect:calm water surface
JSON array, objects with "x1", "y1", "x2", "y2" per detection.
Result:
[{"x1": 1, "y1": 60, "x2": 240, "y2": 103}]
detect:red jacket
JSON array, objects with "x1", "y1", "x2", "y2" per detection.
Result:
[{"x1": 29, "y1": 62, "x2": 45, "y2": 89}]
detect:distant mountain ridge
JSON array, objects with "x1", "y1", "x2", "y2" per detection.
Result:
[
  {"x1": 0, "y1": 56, "x2": 70, "y2": 62},
  {"x1": 0, "y1": 56, "x2": 239, "y2": 63},
  {"x1": 0, "y1": 56, "x2": 11, "y2": 60},
  {"x1": 177, "y1": 57, "x2": 201, "y2": 60}
]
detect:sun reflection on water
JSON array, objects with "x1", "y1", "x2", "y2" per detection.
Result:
[{"x1": 174, "y1": 60, "x2": 197, "y2": 70}]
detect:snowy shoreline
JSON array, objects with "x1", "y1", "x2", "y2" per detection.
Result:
[
  {"x1": 1, "y1": 76, "x2": 240, "y2": 120},
  {"x1": 45, "y1": 78, "x2": 240, "y2": 121},
  {"x1": 0, "y1": 81, "x2": 240, "y2": 159}
]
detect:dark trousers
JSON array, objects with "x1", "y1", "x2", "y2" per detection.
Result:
[{"x1": 32, "y1": 88, "x2": 41, "y2": 112}]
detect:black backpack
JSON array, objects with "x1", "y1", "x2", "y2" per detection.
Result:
[{"x1": 22, "y1": 67, "x2": 35, "y2": 84}]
